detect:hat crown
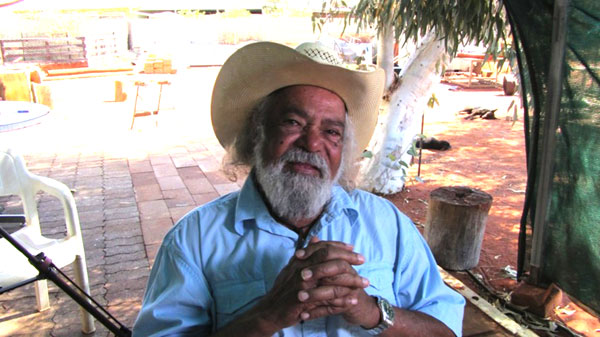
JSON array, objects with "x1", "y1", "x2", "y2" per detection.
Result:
[
  {"x1": 211, "y1": 41, "x2": 385, "y2": 159},
  {"x1": 295, "y1": 42, "x2": 342, "y2": 66}
]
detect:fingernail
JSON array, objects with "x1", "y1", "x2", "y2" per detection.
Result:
[
  {"x1": 300, "y1": 312, "x2": 310, "y2": 320},
  {"x1": 349, "y1": 297, "x2": 358, "y2": 305},
  {"x1": 295, "y1": 250, "x2": 305, "y2": 258},
  {"x1": 301, "y1": 269, "x2": 312, "y2": 280},
  {"x1": 361, "y1": 277, "x2": 370, "y2": 287},
  {"x1": 357, "y1": 254, "x2": 365, "y2": 263},
  {"x1": 298, "y1": 291, "x2": 309, "y2": 301}
]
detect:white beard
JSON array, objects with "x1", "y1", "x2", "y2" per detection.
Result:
[{"x1": 254, "y1": 148, "x2": 341, "y2": 222}]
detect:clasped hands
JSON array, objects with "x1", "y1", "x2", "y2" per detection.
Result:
[{"x1": 255, "y1": 237, "x2": 379, "y2": 332}]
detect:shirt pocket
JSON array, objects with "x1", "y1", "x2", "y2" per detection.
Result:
[
  {"x1": 212, "y1": 278, "x2": 266, "y2": 328},
  {"x1": 358, "y1": 263, "x2": 396, "y2": 301}
]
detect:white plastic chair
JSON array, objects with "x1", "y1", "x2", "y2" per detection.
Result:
[{"x1": 0, "y1": 148, "x2": 95, "y2": 334}]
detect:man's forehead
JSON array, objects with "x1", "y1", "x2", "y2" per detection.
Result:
[{"x1": 269, "y1": 85, "x2": 348, "y2": 116}]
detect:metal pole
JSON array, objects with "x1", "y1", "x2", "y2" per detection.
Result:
[
  {"x1": 529, "y1": 0, "x2": 569, "y2": 284},
  {"x1": 0, "y1": 216, "x2": 132, "y2": 337},
  {"x1": 417, "y1": 111, "x2": 425, "y2": 177}
]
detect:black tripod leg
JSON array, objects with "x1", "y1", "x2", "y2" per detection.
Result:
[{"x1": 0, "y1": 219, "x2": 132, "y2": 337}]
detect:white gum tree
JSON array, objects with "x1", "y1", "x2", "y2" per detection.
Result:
[{"x1": 321, "y1": 1, "x2": 507, "y2": 194}]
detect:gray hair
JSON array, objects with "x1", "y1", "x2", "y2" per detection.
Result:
[{"x1": 223, "y1": 90, "x2": 359, "y2": 190}]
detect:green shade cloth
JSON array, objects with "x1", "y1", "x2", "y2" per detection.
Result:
[{"x1": 506, "y1": 0, "x2": 600, "y2": 313}]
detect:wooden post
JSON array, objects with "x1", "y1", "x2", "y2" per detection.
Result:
[
  {"x1": 0, "y1": 40, "x2": 6, "y2": 64},
  {"x1": 114, "y1": 80, "x2": 127, "y2": 102},
  {"x1": 31, "y1": 83, "x2": 53, "y2": 109},
  {"x1": 425, "y1": 186, "x2": 493, "y2": 270}
]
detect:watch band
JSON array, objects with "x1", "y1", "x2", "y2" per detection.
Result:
[{"x1": 364, "y1": 296, "x2": 395, "y2": 335}]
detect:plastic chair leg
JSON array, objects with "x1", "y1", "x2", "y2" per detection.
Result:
[
  {"x1": 73, "y1": 255, "x2": 96, "y2": 334},
  {"x1": 34, "y1": 279, "x2": 50, "y2": 311}
]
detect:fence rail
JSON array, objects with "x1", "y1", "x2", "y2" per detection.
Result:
[{"x1": 0, "y1": 37, "x2": 88, "y2": 65}]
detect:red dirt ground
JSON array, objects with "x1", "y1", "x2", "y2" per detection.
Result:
[
  {"x1": 387, "y1": 84, "x2": 526, "y2": 291},
  {"x1": 383, "y1": 83, "x2": 600, "y2": 336}
]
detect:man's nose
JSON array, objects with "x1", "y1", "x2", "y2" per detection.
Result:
[{"x1": 297, "y1": 127, "x2": 323, "y2": 152}]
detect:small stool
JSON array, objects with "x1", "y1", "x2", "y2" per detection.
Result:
[{"x1": 131, "y1": 80, "x2": 170, "y2": 129}]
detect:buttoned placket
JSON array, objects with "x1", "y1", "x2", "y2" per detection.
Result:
[
  {"x1": 237, "y1": 179, "x2": 359, "y2": 336},
  {"x1": 298, "y1": 210, "x2": 340, "y2": 248},
  {"x1": 289, "y1": 211, "x2": 342, "y2": 337}
]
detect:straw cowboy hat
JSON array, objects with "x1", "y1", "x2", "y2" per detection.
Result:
[{"x1": 211, "y1": 41, "x2": 385, "y2": 158}]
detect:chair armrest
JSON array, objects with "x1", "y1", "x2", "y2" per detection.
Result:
[
  {"x1": 0, "y1": 214, "x2": 26, "y2": 224},
  {"x1": 29, "y1": 175, "x2": 81, "y2": 239}
]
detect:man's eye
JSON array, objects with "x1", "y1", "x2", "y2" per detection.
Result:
[
  {"x1": 326, "y1": 129, "x2": 342, "y2": 137},
  {"x1": 283, "y1": 119, "x2": 300, "y2": 126}
]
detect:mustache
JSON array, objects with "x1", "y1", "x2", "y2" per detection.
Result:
[
  {"x1": 278, "y1": 148, "x2": 329, "y2": 178},
  {"x1": 256, "y1": 147, "x2": 334, "y2": 221}
]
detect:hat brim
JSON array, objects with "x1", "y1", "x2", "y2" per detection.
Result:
[{"x1": 211, "y1": 41, "x2": 385, "y2": 159}]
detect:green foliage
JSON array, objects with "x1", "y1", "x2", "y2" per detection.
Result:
[
  {"x1": 177, "y1": 9, "x2": 205, "y2": 18},
  {"x1": 220, "y1": 9, "x2": 252, "y2": 18},
  {"x1": 427, "y1": 93, "x2": 439, "y2": 109},
  {"x1": 319, "y1": 0, "x2": 509, "y2": 59},
  {"x1": 362, "y1": 134, "x2": 424, "y2": 179},
  {"x1": 407, "y1": 134, "x2": 425, "y2": 157},
  {"x1": 263, "y1": 0, "x2": 284, "y2": 15},
  {"x1": 312, "y1": 1, "x2": 350, "y2": 33},
  {"x1": 263, "y1": 0, "x2": 312, "y2": 17}
]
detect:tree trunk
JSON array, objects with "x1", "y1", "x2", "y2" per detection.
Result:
[
  {"x1": 360, "y1": 32, "x2": 445, "y2": 194},
  {"x1": 377, "y1": 24, "x2": 395, "y2": 90},
  {"x1": 424, "y1": 186, "x2": 493, "y2": 270}
]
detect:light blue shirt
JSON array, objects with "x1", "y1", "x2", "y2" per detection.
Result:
[{"x1": 133, "y1": 176, "x2": 465, "y2": 336}]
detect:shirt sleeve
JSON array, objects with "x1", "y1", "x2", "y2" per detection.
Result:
[
  {"x1": 132, "y1": 226, "x2": 213, "y2": 337},
  {"x1": 392, "y1": 205, "x2": 466, "y2": 337}
]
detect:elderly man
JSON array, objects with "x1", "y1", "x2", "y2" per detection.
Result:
[{"x1": 133, "y1": 41, "x2": 465, "y2": 337}]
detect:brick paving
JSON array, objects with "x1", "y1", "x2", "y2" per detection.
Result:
[
  {"x1": 0, "y1": 69, "x2": 239, "y2": 336},
  {"x1": 0, "y1": 144, "x2": 239, "y2": 336},
  {"x1": 0, "y1": 69, "x2": 518, "y2": 336}
]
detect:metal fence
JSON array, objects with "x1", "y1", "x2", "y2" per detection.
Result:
[
  {"x1": 0, "y1": 37, "x2": 87, "y2": 64},
  {"x1": 0, "y1": 34, "x2": 121, "y2": 66}
]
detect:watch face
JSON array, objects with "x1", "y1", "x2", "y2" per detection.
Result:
[{"x1": 379, "y1": 297, "x2": 395, "y2": 326}]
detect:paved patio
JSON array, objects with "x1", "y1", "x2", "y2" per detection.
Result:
[{"x1": 0, "y1": 68, "x2": 520, "y2": 336}]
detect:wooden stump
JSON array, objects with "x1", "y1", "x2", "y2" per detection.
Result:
[
  {"x1": 31, "y1": 83, "x2": 53, "y2": 109},
  {"x1": 114, "y1": 80, "x2": 127, "y2": 102},
  {"x1": 425, "y1": 186, "x2": 493, "y2": 270}
]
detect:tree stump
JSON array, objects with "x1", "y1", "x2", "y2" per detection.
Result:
[{"x1": 425, "y1": 186, "x2": 493, "y2": 270}]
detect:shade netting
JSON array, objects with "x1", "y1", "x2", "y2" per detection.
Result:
[{"x1": 505, "y1": 0, "x2": 600, "y2": 313}]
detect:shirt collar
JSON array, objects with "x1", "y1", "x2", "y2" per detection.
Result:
[
  {"x1": 323, "y1": 185, "x2": 359, "y2": 225},
  {"x1": 233, "y1": 174, "x2": 359, "y2": 236}
]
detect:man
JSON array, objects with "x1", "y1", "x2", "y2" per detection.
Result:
[{"x1": 133, "y1": 41, "x2": 465, "y2": 336}]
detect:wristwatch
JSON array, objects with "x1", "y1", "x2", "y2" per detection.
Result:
[{"x1": 364, "y1": 296, "x2": 395, "y2": 335}]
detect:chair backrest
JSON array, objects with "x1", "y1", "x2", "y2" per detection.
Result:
[
  {"x1": 0, "y1": 149, "x2": 95, "y2": 334},
  {"x1": 1, "y1": 148, "x2": 42, "y2": 233}
]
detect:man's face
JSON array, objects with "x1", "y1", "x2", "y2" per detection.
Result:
[{"x1": 262, "y1": 85, "x2": 346, "y2": 180}]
